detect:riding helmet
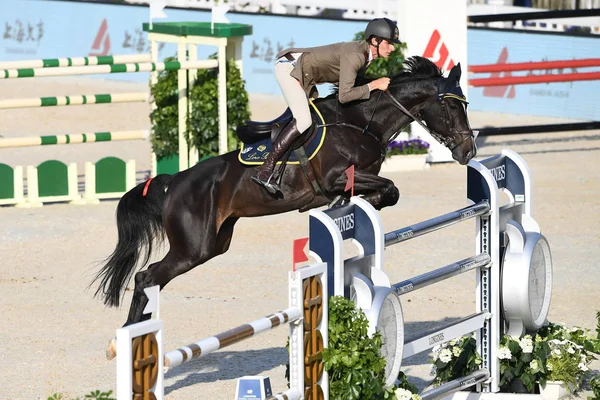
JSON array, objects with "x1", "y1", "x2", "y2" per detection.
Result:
[{"x1": 365, "y1": 17, "x2": 402, "y2": 44}]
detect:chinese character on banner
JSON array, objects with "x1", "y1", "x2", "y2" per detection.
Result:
[
  {"x1": 122, "y1": 31, "x2": 132, "y2": 49},
  {"x1": 250, "y1": 40, "x2": 260, "y2": 59},
  {"x1": 134, "y1": 29, "x2": 146, "y2": 53},
  {"x1": 262, "y1": 38, "x2": 273, "y2": 62},
  {"x1": 276, "y1": 39, "x2": 295, "y2": 55},
  {"x1": 123, "y1": 28, "x2": 165, "y2": 54},
  {"x1": 249, "y1": 39, "x2": 277, "y2": 62},
  {"x1": 145, "y1": 42, "x2": 165, "y2": 54},
  {"x1": 3, "y1": 19, "x2": 44, "y2": 44},
  {"x1": 37, "y1": 20, "x2": 44, "y2": 43},
  {"x1": 15, "y1": 19, "x2": 24, "y2": 43},
  {"x1": 27, "y1": 23, "x2": 35, "y2": 41},
  {"x1": 3, "y1": 22, "x2": 11, "y2": 39}
]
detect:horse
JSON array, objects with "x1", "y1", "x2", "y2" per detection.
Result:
[{"x1": 92, "y1": 56, "x2": 477, "y2": 358}]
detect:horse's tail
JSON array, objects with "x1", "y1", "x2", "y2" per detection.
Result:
[{"x1": 92, "y1": 174, "x2": 173, "y2": 307}]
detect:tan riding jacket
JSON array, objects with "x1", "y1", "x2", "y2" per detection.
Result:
[{"x1": 277, "y1": 41, "x2": 371, "y2": 104}]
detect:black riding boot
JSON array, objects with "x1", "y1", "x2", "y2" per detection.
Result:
[{"x1": 252, "y1": 120, "x2": 302, "y2": 193}]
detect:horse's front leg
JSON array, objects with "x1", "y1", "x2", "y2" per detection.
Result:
[{"x1": 328, "y1": 169, "x2": 399, "y2": 210}]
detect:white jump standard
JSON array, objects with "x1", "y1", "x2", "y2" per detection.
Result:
[
  {"x1": 114, "y1": 149, "x2": 551, "y2": 399},
  {"x1": 307, "y1": 149, "x2": 552, "y2": 398},
  {"x1": 116, "y1": 262, "x2": 329, "y2": 400}
]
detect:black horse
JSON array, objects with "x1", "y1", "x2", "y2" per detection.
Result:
[{"x1": 93, "y1": 56, "x2": 476, "y2": 358}]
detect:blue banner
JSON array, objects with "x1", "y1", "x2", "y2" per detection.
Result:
[
  {"x1": 3, "y1": 1, "x2": 599, "y2": 119},
  {"x1": 468, "y1": 28, "x2": 600, "y2": 120},
  {"x1": 1, "y1": 0, "x2": 365, "y2": 94}
]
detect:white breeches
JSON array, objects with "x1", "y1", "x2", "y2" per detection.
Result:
[{"x1": 274, "y1": 59, "x2": 312, "y2": 133}]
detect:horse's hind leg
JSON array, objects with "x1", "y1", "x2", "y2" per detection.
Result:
[
  {"x1": 122, "y1": 250, "x2": 199, "y2": 326},
  {"x1": 106, "y1": 209, "x2": 224, "y2": 360},
  {"x1": 122, "y1": 216, "x2": 239, "y2": 327},
  {"x1": 214, "y1": 217, "x2": 239, "y2": 255},
  {"x1": 105, "y1": 250, "x2": 206, "y2": 360},
  {"x1": 121, "y1": 205, "x2": 225, "y2": 328}
]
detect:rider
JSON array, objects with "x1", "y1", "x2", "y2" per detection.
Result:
[{"x1": 252, "y1": 17, "x2": 402, "y2": 193}]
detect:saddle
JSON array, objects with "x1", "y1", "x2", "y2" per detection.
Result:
[
  {"x1": 236, "y1": 100, "x2": 326, "y2": 165},
  {"x1": 237, "y1": 107, "x2": 294, "y2": 143}
]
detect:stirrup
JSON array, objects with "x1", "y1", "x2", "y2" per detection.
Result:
[{"x1": 251, "y1": 173, "x2": 281, "y2": 194}]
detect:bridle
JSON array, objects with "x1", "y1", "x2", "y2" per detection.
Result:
[
  {"x1": 384, "y1": 81, "x2": 475, "y2": 154},
  {"x1": 317, "y1": 78, "x2": 476, "y2": 160}
]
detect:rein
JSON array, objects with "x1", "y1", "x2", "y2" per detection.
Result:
[
  {"x1": 317, "y1": 79, "x2": 475, "y2": 160},
  {"x1": 384, "y1": 89, "x2": 474, "y2": 153},
  {"x1": 317, "y1": 121, "x2": 388, "y2": 157}
]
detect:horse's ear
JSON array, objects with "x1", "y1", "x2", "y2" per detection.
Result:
[{"x1": 445, "y1": 63, "x2": 462, "y2": 90}]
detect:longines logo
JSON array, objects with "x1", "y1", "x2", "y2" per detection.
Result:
[
  {"x1": 398, "y1": 230, "x2": 413, "y2": 240},
  {"x1": 333, "y1": 214, "x2": 354, "y2": 233},
  {"x1": 241, "y1": 146, "x2": 253, "y2": 154},
  {"x1": 461, "y1": 260, "x2": 479, "y2": 271},
  {"x1": 429, "y1": 333, "x2": 445, "y2": 345},
  {"x1": 489, "y1": 165, "x2": 506, "y2": 182},
  {"x1": 461, "y1": 378, "x2": 477, "y2": 387},
  {"x1": 460, "y1": 209, "x2": 476, "y2": 219},
  {"x1": 395, "y1": 283, "x2": 414, "y2": 295}
]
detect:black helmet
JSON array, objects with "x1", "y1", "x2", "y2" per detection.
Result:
[{"x1": 365, "y1": 18, "x2": 402, "y2": 44}]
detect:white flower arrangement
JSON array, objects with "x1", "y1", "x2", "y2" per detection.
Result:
[
  {"x1": 431, "y1": 334, "x2": 481, "y2": 387},
  {"x1": 452, "y1": 346, "x2": 462, "y2": 357},
  {"x1": 519, "y1": 335, "x2": 534, "y2": 353},
  {"x1": 395, "y1": 388, "x2": 422, "y2": 400},
  {"x1": 430, "y1": 316, "x2": 600, "y2": 398},
  {"x1": 439, "y1": 348, "x2": 453, "y2": 363},
  {"x1": 529, "y1": 360, "x2": 539, "y2": 372},
  {"x1": 545, "y1": 336, "x2": 594, "y2": 389},
  {"x1": 497, "y1": 345, "x2": 512, "y2": 360}
]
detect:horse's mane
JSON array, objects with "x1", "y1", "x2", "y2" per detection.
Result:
[
  {"x1": 327, "y1": 56, "x2": 443, "y2": 99},
  {"x1": 358, "y1": 56, "x2": 443, "y2": 86}
]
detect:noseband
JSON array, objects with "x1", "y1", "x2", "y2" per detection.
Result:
[{"x1": 384, "y1": 89, "x2": 474, "y2": 153}]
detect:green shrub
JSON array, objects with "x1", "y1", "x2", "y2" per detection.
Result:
[
  {"x1": 352, "y1": 32, "x2": 407, "y2": 78},
  {"x1": 48, "y1": 390, "x2": 114, "y2": 400},
  {"x1": 323, "y1": 296, "x2": 396, "y2": 399},
  {"x1": 150, "y1": 55, "x2": 250, "y2": 161}
]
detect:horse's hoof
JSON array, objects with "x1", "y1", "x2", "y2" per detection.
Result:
[
  {"x1": 328, "y1": 195, "x2": 347, "y2": 208},
  {"x1": 106, "y1": 338, "x2": 117, "y2": 360}
]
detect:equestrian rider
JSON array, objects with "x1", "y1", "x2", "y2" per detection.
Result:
[{"x1": 251, "y1": 17, "x2": 402, "y2": 193}]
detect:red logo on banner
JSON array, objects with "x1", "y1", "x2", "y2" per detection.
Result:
[
  {"x1": 483, "y1": 47, "x2": 515, "y2": 99},
  {"x1": 423, "y1": 30, "x2": 455, "y2": 71},
  {"x1": 90, "y1": 19, "x2": 111, "y2": 56}
]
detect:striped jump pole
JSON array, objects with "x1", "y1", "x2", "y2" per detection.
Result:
[
  {"x1": 0, "y1": 92, "x2": 148, "y2": 110},
  {"x1": 0, "y1": 130, "x2": 149, "y2": 149},
  {"x1": 117, "y1": 262, "x2": 328, "y2": 400},
  {"x1": 164, "y1": 307, "x2": 302, "y2": 370},
  {"x1": 0, "y1": 54, "x2": 151, "y2": 70},
  {"x1": 266, "y1": 389, "x2": 302, "y2": 400},
  {"x1": 0, "y1": 60, "x2": 218, "y2": 79}
]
